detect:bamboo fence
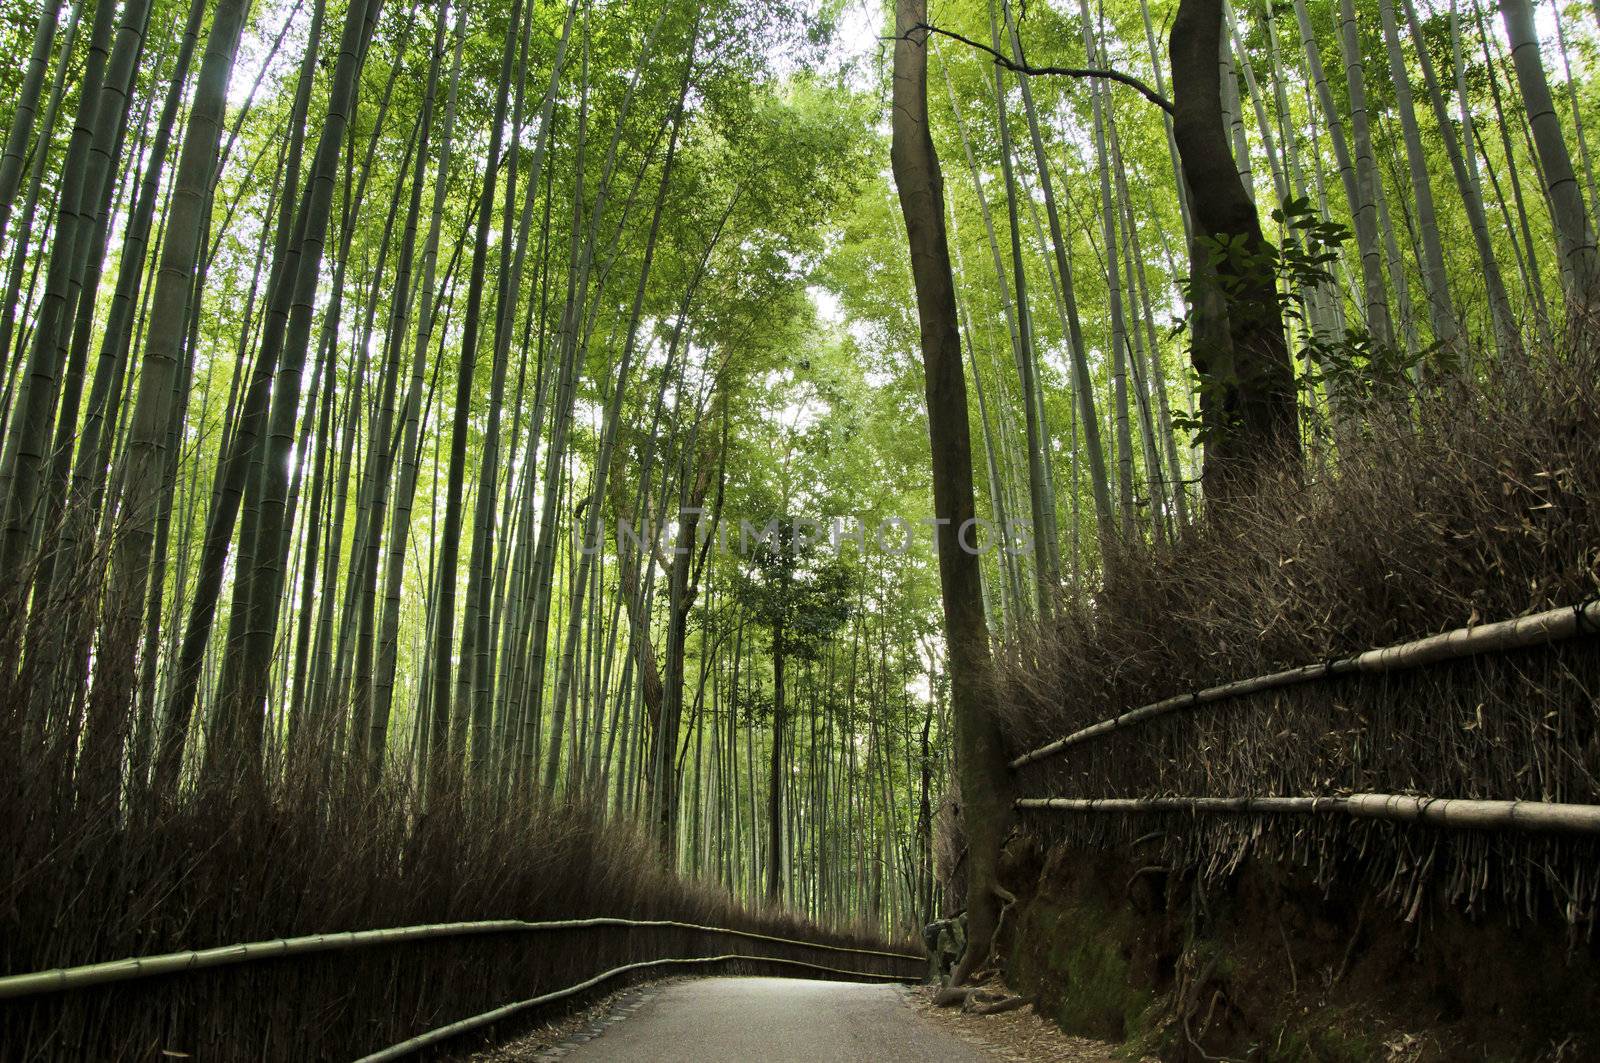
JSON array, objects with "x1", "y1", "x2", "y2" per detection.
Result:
[
  {"x1": 1014, "y1": 794, "x2": 1600, "y2": 834},
  {"x1": 0, "y1": 917, "x2": 921, "y2": 1000},
  {"x1": 353, "y1": 953, "x2": 919, "y2": 1062},
  {"x1": 1009, "y1": 598, "x2": 1600, "y2": 769}
]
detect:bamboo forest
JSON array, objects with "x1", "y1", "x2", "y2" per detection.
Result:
[{"x1": 2, "y1": 0, "x2": 1599, "y2": 1057}]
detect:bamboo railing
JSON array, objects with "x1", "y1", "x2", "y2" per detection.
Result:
[
  {"x1": 0, "y1": 917, "x2": 921, "y2": 1000},
  {"x1": 354, "y1": 953, "x2": 919, "y2": 1062},
  {"x1": 1015, "y1": 794, "x2": 1600, "y2": 834},
  {"x1": 1009, "y1": 598, "x2": 1600, "y2": 769}
]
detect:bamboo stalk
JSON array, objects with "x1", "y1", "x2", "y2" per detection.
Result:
[
  {"x1": 1014, "y1": 794, "x2": 1600, "y2": 835},
  {"x1": 353, "y1": 953, "x2": 920, "y2": 1063},
  {"x1": 1010, "y1": 600, "x2": 1600, "y2": 768},
  {"x1": 0, "y1": 918, "x2": 920, "y2": 1000}
]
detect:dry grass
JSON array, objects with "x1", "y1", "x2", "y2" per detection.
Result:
[
  {"x1": 997, "y1": 338, "x2": 1600, "y2": 930},
  {"x1": 0, "y1": 774, "x2": 911, "y2": 1060},
  {"x1": 0, "y1": 576, "x2": 912, "y2": 1061},
  {"x1": 452, "y1": 978, "x2": 663, "y2": 1061}
]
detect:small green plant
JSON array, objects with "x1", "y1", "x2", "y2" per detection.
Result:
[
  {"x1": 1173, "y1": 196, "x2": 1342, "y2": 333},
  {"x1": 1170, "y1": 196, "x2": 1414, "y2": 444},
  {"x1": 1305, "y1": 325, "x2": 1421, "y2": 401}
]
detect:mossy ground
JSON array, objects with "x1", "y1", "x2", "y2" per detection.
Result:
[
  {"x1": 1014, "y1": 896, "x2": 1156, "y2": 1042},
  {"x1": 997, "y1": 840, "x2": 1598, "y2": 1062}
]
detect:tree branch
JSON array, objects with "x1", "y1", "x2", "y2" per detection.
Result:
[{"x1": 891, "y1": 22, "x2": 1175, "y2": 116}]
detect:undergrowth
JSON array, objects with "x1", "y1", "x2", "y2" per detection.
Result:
[
  {"x1": 997, "y1": 334, "x2": 1600, "y2": 929},
  {"x1": 0, "y1": 771, "x2": 911, "y2": 1060},
  {"x1": 0, "y1": 631, "x2": 911, "y2": 1062}
]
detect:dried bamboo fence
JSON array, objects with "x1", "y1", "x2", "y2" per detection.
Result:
[
  {"x1": 0, "y1": 916, "x2": 922, "y2": 1059},
  {"x1": 1014, "y1": 794, "x2": 1600, "y2": 834},
  {"x1": 1007, "y1": 599, "x2": 1600, "y2": 924},
  {"x1": 355, "y1": 953, "x2": 916, "y2": 1062},
  {"x1": 1011, "y1": 599, "x2": 1600, "y2": 769},
  {"x1": 0, "y1": 916, "x2": 919, "y2": 1000}
]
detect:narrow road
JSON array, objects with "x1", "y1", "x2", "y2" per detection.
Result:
[{"x1": 558, "y1": 976, "x2": 995, "y2": 1062}]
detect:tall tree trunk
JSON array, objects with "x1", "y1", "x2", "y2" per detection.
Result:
[
  {"x1": 349, "y1": 1, "x2": 452, "y2": 777},
  {"x1": 32, "y1": 0, "x2": 159, "y2": 613},
  {"x1": 66, "y1": 0, "x2": 207, "y2": 585},
  {"x1": 1474, "y1": 0, "x2": 1551, "y2": 344},
  {"x1": 998, "y1": 10, "x2": 1113, "y2": 557},
  {"x1": 521, "y1": 13, "x2": 657, "y2": 793},
  {"x1": 1321, "y1": 0, "x2": 1397, "y2": 349},
  {"x1": 765, "y1": 621, "x2": 786, "y2": 905},
  {"x1": 1550, "y1": 0, "x2": 1599, "y2": 235},
  {"x1": 890, "y1": 3, "x2": 1012, "y2": 985},
  {"x1": 0, "y1": 0, "x2": 64, "y2": 257},
  {"x1": 0, "y1": 0, "x2": 80, "y2": 385},
  {"x1": 1170, "y1": 0, "x2": 1299, "y2": 498},
  {"x1": 1079, "y1": 1, "x2": 1139, "y2": 539},
  {"x1": 430, "y1": 0, "x2": 538, "y2": 796},
  {"x1": 99, "y1": 0, "x2": 255, "y2": 801},
  {"x1": 1376, "y1": 0, "x2": 1459, "y2": 356},
  {"x1": 375, "y1": 4, "x2": 467, "y2": 781},
  {"x1": 1337, "y1": 0, "x2": 1401, "y2": 348},
  {"x1": 50, "y1": 0, "x2": 206, "y2": 788},
  {"x1": 1401, "y1": 0, "x2": 1516, "y2": 357},
  {"x1": 549, "y1": 25, "x2": 691, "y2": 799},
  {"x1": 157, "y1": 0, "x2": 329, "y2": 795},
  {"x1": 0, "y1": 0, "x2": 121, "y2": 575},
  {"x1": 1499, "y1": 0, "x2": 1599, "y2": 302},
  {"x1": 987, "y1": 0, "x2": 1060, "y2": 606},
  {"x1": 211, "y1": 0, "x2": 384, "y2": 784}
]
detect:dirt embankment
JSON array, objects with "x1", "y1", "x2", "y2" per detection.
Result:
[{"x1": 996, "y1": 838, "x2": 1599, "y2": 1062}]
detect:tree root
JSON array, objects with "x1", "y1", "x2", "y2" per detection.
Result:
[
  {"x1": 1124, "y1": 864, "x2": 1168, "y2": 896},
  {"x1": 965, "y1": 993, "x2": 1031, "y2": 1015},
  {"x1": 1131, "y1": 829, "x2": 1171, "y2": 850},
  {"x1": 944, "y1": 883, "x2": 1018, "y2": 996},
  {"x1": 1329, "y1": 895, "x2": 1368, "y2": 989},
  {"x1": 937, "y1": 984, "x2": 1033, "y2": 1015},
  {"x1": 975, "y1": 883, "x2": 1019, "y2": 974}
]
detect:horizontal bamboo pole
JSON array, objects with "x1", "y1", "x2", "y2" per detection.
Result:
[
  {"x1": 1015, "y1": 793, "x2": 1600, "y2": 834},
  {"x1": 1009, "y1": 599, "x2": 1600, "y2": 769},
  {"x1": 0, "y1": 917, "x2": 920, "y2": 1000},
  {"x1": 353, "y1": 953, "x2": 919, "y2": 1063}
]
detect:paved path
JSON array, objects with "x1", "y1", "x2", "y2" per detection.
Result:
[{"x1": 559, "y1": 976, "x2": 994, "y2": 1062}]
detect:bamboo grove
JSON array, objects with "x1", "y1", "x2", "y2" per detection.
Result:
[{"x1": 0, "y1": 0, "x2": 1596, "y2": 942}]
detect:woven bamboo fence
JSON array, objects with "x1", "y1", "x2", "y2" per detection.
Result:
[
  {"x1": 1011, "y1": 599, "x2": 1600, "y2": 769},
  {"x1": 1015, "y1": 794, "x2": 1600, "y2": 834},
  {"x1": 0, "y1": 916, "x2": 918, "y2": 1000},
  {"x1": 355, "y1": 952, "x2": 917, "y2": 1062},
  {"x1": 1007, "y1": 599, "x2": 1600, "y2": 926},
  {"x1": 0, "y1": 915, "x2": 922, "y2": 1059}
]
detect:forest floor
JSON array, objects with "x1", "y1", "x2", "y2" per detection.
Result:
[
  {"x1": 909, "y1": 983, "x2": 1147, "y2": 1063},
  {"x1": 452, "y1": 979, "x2": 662, "y2": 1061}
]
